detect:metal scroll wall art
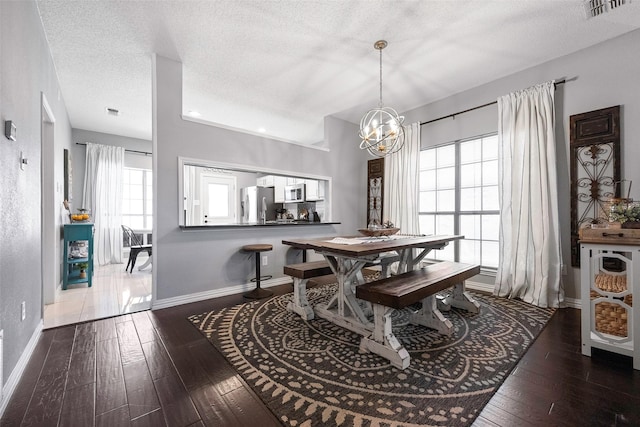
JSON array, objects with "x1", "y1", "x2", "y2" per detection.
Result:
[
  {"x1": 369, "y1": 177, "x2": 382, "y2": 225},
  {"x1": 570, "y1": 105, "x2": 620, "y2": 267},
  {"x1": 367, "y1": 158, "x2": 384, "y2": 226}
]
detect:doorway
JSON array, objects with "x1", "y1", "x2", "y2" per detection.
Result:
[
  {"x1": 41, "y1": 93, "x2": 57, "y2": 310},
  {"x1": 41, "y1": 104, "x2": 153, "y2": 328}
]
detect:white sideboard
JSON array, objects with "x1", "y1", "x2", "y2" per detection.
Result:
[{"x1": 580, "y1": 241, "x2": 639, "y2": 370}]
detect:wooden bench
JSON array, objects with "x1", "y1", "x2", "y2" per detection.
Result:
[
  {"x1": 355, "y1": 261, "x2": 480, "y2": 369},
  {"x1": 284, "y1": 261, "x2": 334, "y2": 319}
]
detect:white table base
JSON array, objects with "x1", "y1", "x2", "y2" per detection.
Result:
[{"x1": 440, "y1": 283, "x2": 481, "y2": 313}]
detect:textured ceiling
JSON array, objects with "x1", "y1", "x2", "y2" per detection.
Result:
[{"x1": 36, "y1": 0, "x2": 640, "y2": 145}]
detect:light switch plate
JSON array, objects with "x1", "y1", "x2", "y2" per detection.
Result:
[{"x1": 5, "y1": 120, "x2": 16, "y2": 141}]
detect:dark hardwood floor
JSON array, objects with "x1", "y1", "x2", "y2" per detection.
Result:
[{"x1": 2, "y1": 284, "x2": 639, "y2": 427}]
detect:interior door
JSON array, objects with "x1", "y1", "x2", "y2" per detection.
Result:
[{"x1": 200, "y1": 174, "x2": 236, "y2": 224}]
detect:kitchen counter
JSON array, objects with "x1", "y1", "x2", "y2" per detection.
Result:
[{"x1": 179, "y1": 221, "x2": 340, "y2": 230}]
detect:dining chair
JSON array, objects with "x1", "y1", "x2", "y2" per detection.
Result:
[{"x1": 122, "y1": 225, "x2": 152, "y2": 273}]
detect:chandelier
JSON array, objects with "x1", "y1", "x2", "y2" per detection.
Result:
[{"x1": 359, "y1": 40, "x2": 405, "y2": 157}]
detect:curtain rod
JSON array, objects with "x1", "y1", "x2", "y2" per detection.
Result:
[
  {"x1": 75, "y1": 142, "x2": 151, "y2": 156},
  {"x1": 419, "y1": 79, "x2": 566, "y2": 126}
]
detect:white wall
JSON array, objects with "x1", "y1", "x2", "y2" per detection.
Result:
[
  {"x1": 152, "y1": 55, "x2": 368, "y2": 303},
  {"x1": 401, "y1": 28, "x2": 640, "y2": 300},
  {"x1": 0, "y1": 0, "x2": 72, "y2": 391}
]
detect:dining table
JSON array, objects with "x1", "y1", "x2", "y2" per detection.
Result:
[{"x1": 282, "y1": 234, "x2": 475, "y2": 337}]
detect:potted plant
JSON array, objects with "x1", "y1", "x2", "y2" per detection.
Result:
[
  {"x1": 76, "y1": 262, "x2": 89, "y2": 279},
  {"x1": 609, "y1": 199, "x2": 640, "y2": 228}
]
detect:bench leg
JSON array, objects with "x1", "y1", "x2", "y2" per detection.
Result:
[
  {"x1": 409, "y1": 295, "x2": 454, "y2": 336},
  {"x1": 436, "y1": 295, "x2": 451, "y2": 311},
  {"x1": 287, "y1": 278, "x2": 314, "y2": 320},
  {"x1": 441, "y1": 282, "x2": 481, "y2": 314},
  {"x1": 359, "y1": 303, "x2": 410, "y2": 370}
]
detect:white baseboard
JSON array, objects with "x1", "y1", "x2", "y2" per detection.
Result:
[
  {"x1": 0, "y1": 320, "x2": 43, "y2": 418},
  {"x1": 152, "y1": 277, "x2": 292, "y2": 310},
  {"x1": 466, "y1": 280, "x2": 494, "y2": 294},
  {"x1": 466, "y1": 281, "x2": 582, "y2": 310},
  {"x1": 562, "y1": 297, "x2": 581, "y2": 309}
]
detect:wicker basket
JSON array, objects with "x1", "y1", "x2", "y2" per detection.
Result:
[{"x1": 591, "y1": 273, "x2": 632, "y2": 337}]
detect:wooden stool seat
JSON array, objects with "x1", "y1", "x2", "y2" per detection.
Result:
[
  {"x1": 243, "y1": 244, "x2": 274, "y2": 299},
  {"x1": 242, "y1": 244, "x2": 273, "y2": 252}
]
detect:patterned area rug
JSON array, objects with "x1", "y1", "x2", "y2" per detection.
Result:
[{"x1": 188, "y1": 284, "x2": 554, "y2": 427}]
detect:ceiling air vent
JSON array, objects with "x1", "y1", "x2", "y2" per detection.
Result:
[
  {"x1": 583, "y1": 0, "x2": 629, "y2": 18},
  {"x1": 105, "y1": 107, "x2": 121, "y2": 116}
]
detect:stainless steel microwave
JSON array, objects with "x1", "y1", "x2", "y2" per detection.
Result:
[{"x1": 284, "y1": 184, "x2": 305, "y2": 203}]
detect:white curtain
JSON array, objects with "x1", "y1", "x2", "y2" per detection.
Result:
[
  {"x1": 83, "y1": 143, "x2": 124, "y2": 265},
  {"x1": 494, "y1": 81, "x2": 563, "y2": 308},
  {"x1": 384, "y1": 122, "x2": 421, "y2": 235}
]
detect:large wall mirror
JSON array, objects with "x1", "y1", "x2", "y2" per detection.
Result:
[{"x1": 178, "y1": 157, "x2": 332, "y2": 227}]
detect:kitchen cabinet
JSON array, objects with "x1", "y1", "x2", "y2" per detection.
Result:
[
  {"x1": 580, "y1": 240, "x2": 639, "y2": 370},
  {"x1": 63, "y1": 223, "x2": 94, "y2": 289},
  {"x1": 257, "y1": 175, "x2": 275, "y2": 187},
  {"x1": 274, "y1": 176, "x2": 286, "y2": 203},
  {"x1": 286, "y1": 177, "x2": 305, "y2": 185},
  {"x1": 305, "y1": 179, "x2": 324, "y2": 201},
  {"x1": 257, "y1": 175, "x2": 286, "y2": 202}
]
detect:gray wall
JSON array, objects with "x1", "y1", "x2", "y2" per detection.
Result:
[
  {"x1": 401, "y1": 28, "x2": 640, "y2": 300},
  {"x1": 153, "y1": 55, "x2": 368, "y2": 302},
  {"x1": 71, "y1": 128, "x2": 152, "y2": 209},
  {"x1": 152, "y1": 29, "x2": 640, "y2": 304},
  {"x1": 0, "y1": 1, "x2": 72, "y2": 389}
]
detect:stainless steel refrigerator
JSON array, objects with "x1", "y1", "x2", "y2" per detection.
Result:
[{"x1": 240, "y1": 186, "x2": 276, "y2": 223}]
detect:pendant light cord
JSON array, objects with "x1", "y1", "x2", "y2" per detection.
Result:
[{"x1": 378, "y1": 47, "x2": 383, "y2": 108}]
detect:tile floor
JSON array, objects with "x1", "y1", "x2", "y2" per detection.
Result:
[{"x1": 43, "y1": 254, "x2": 152, "y2": 329}]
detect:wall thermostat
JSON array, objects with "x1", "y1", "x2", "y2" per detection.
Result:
[{"x1": 5, "y1": 120, "x2": 16, "y2": 141}]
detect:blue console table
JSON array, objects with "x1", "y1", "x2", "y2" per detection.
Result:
[{"x1": 62, "y1": 223, "x2": 94, "y2": 289}]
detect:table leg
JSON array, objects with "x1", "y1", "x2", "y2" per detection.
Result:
[
  {"x1": 315, "y1": 256, "x2": 373, "y2": 335},
  {"x1": 396, "y1": 250, "x2": 412, "y2": 274}
]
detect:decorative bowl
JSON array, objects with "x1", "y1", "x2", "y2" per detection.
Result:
[{"x1": 358, "y1": 227, "x2": 400, "y2": 237}]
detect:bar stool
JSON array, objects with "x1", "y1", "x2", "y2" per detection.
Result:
[{"x1": 242, "y1": 244, "x2": 274, "y2": 299}]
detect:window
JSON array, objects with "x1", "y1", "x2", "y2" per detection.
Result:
[
  {"x1": 122, "y1": 168, "x2": 152, "y2": 230},
  {"x1": 419, "y1": 134, "x2": 499, "y2": 270}
]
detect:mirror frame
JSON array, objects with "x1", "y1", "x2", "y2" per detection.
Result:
[{"x1": 178, "y1": 156, "x2": 332, "y2": 227}]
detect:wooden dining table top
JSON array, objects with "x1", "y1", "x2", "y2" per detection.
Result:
[{"x1": 282, "y1": 234, "x2": 463, "y2": 257}]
